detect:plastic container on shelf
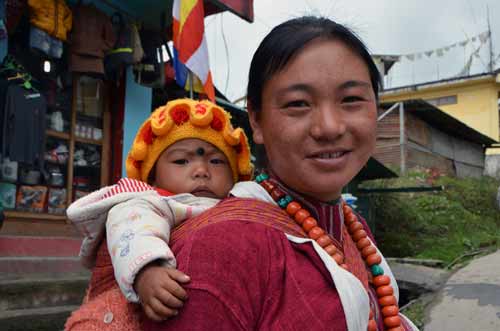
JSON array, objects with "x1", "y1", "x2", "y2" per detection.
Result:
[
  {"x1": 1, "y1": 158, "x2": 18, "y2": 182},
  {"x1": 16, "y1": 185, "x2": 48, "y2": 213},
  {"x1": 49, "y1": 171, "x2": 65, "y2": 187},
  {"x1": 0, "y1": 182, "x2": 17, "y2": 209},
  {"x1": 48, "y1": 188, "x2": 67, "y2": 214}
]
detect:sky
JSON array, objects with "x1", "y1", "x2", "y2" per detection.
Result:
[{"x1": 203, "y1": 0, "x2": 500, "y2": 104}]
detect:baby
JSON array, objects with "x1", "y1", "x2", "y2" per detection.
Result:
[{"x1": 65, "y1": 99, "x2": 265, "y2": 330}]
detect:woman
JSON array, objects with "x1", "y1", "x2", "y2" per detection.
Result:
[{"x1": 142, "y1": 16, "x2": 418, "y2": 331}]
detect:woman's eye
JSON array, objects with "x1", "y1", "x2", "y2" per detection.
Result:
[
  {"x1": 342, "y1": 96, "x2": 364, "y2": 103},
  {"x1": 284, "y1": 100, "x2": 309, "y2": 108},
  {"x1": 173, "y1": 159, "x2": 188, "y2": 165},
  {"x1": 210, "y1": 158, "x2": 226, "y2": 165}
]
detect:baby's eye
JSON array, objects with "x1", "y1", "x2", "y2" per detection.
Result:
[
  {"x1": 210, "y1": 158, "x2": 226, "y2": 165},
  {"x1": 173, "y1": 159, "x2": 188, "y2": 165}
]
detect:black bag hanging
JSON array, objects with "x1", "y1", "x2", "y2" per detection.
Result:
[
  {"x1": 132, "y1": 28, "x2": 165, "y2": 88},
  {"x1": 104, "y1": 12, "x2": 134, "y2": 81}
]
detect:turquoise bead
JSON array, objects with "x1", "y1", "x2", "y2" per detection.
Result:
[
  {"x1": 255, "y1": 173, "x2": 269, "y2": 183},
  {"x1": 278, "y1": 198, "x2": 288, "y2": 208},
  {"x1": 284, "y1": 195, "x2": 293, "y2": 204},
  {"x1": 371, "y1": 264, "x2": 384, "y2": 276}
]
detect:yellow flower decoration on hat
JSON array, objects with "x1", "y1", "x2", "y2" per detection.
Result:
[{"x1": 125, "y1": 98, "x2": 253, "y2": 184}]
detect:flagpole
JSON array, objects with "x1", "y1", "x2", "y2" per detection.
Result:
[
  {"x1": 188, "y1": 70, "x2": 194, "y2": 99},
  {"x1": 487, "y1": 5, "x2": 493, "y2": 72}
]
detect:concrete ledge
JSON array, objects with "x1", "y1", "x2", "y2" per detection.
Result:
[
  {"x1": 0, "y1": 305, "x2": 78, "y2": 331},
  {"x1": 388, "y1": 261, "x2": 450, "y2": 292},
  {"x1": 0, "y1": 236, "x2": 82, "y2": 257},
  {"x1": 0, "y1": 257, "x2": 87, "y2": 275},
  {"x1": 0, "y1": 274, "x2": 89, "y2": 311}
]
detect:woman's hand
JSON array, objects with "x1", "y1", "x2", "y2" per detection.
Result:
[{"x1": 134, "y1": 263, "x2": 191, "y2": 321}]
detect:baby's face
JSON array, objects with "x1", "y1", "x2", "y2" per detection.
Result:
[{"x1": 154, "y1": 139, "x2": 234, "y2": 199}]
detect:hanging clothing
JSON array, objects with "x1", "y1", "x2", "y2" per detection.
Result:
[
  {"x1": 27, "y1": 0, "x2": 72, "y2": 41},
  {"x1": 0, "y1": 0, "x2": 5, "y2": 62},
  {"x1": 69, "y1": 4, "x2": 115, "y2": 75},
  {"x1": 0, "y1": 79, "x2": 10, "y2": 154},
  {"x1": 1, "y1": 84, "x2": 46, "y2": 166},
  {"x1": 0, "y1": 19, "x2": 7, "y2": 62},
  {"x1": 5, "y1": 0, "x2": 28, "y2": 35},
  {"x1": 29, "y1": 25, "x2": 63, "y2": 58},
  {"x1": 104, "y1": 13, "x2": 134, "y2": 75}
]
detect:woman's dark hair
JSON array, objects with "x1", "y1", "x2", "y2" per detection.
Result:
[{"x1": 247, "y1": 16, "x2": 381, "y2": 112}]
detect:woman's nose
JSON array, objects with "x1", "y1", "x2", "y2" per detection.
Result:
[{"x1": 310, "y1": 105, "x2": 346, "y2": 141}]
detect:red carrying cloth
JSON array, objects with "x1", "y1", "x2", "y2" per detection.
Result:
[
  {"x1": 65, "y1": 240, "x2": 142, "y2": 331},
  {"x1": 145, "y1": 198, "x2": 354, "y2": 331},
  {"x1": 66, "y1": 196, "x2": 307, "y2": 331}
]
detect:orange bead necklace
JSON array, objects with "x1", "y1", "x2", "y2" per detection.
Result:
[{"x1": 255, "y1": 173, "x2": 402, "y2": 331}]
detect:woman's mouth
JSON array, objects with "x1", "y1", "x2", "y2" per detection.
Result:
[
  {"x1": 307, "y1": 150, "x2": 351, "y2": 168},
  {"x1": 314, "y1": 151, "x2": 347, "y2": 159}
]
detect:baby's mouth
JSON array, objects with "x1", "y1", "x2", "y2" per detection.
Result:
[{"x1": 191, "y1": 188, "x2": 217, "y2": 198}]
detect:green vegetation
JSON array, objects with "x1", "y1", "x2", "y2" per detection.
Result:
[
  {"x1": 361, "y1": 170, "x2": 500, "y2": 264},
  {"x1": 401, "y1": 299, "x2": 426, "y2": 329}
]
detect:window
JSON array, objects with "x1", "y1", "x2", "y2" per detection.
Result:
[{"x1": 426, "y1": 95, "x2": 457, "y2": 106}]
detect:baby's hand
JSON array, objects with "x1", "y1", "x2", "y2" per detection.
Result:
[{"x1": 134, "y1": 263, "x2": 191, "y2": 321}]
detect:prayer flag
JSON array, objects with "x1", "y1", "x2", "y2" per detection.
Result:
[{"x1": 172, "y1": 0, "x2": 215, "y2": 101}]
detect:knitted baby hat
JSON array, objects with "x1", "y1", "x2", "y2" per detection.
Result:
[{"x1": 126, "y1": 98, "x2": 253, "y2": 183}]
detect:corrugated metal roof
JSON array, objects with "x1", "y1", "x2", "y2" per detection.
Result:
[
  {"x1": 381, "y1": 72, "x2": 495, "y2": 95},
  {"x1": 380, "y1": 99, "x2": 497, "y2": 146}
]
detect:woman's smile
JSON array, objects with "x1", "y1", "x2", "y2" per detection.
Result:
[{"x1": 306, "y1": 149, "x2": 352, "y2": 170}]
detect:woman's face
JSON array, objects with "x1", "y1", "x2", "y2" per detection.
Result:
[{"x1": 249, "y1": 38, "x2": 377, "y2": 201}]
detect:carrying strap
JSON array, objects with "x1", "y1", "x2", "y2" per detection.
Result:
[{"x1": 171, "y1": 197, "x2": 306, "y2": 244}]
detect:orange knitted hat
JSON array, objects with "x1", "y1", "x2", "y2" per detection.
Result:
[{"x1": 126, "y1": 98, "x2": 253, "y2": 183}]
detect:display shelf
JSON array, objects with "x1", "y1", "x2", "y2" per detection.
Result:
[
  {"x1": 46, "y1": 130, "x2": 70, "y2": 140},
  {"x1": 46, "y1": 159, "x2": 68, "y2": 166},
  {"x1": 76, "y1": 112, "x2": 103, "y2": 121},
  {"x1": 5, "y1": 210, "x2": 66, "y2": 221},
  {"x1": 75, "y1": 136, "x2": 103, "y2": 145},
  {"x1": 8, "y1": 75, "x2": 110, "y2": 222},
  {"x1": 73, "y1": 164, "x2": 101, "y2": 169}
]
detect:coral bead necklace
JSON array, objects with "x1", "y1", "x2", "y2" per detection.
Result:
[{"x1": 255, "y1": 173, "x2": 402, "y2": 331}]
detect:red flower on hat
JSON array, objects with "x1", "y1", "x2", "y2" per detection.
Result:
[
  {"x1": 195, "y1": 104, "x2": 207, "y2": 115},
  {"x1": 158, "y1": 109, "x2": 167, "y2": 124},
  {"x1": 171, "y1": 108, "x2": 189, "y2": 125},
  {"x1": 141, "y1": 122, "x2": 154, "y2": 145},
  {"x1": 133, "y1": 160, "x2": 142, "y2": 169},
  {"x1": 211, "y1": 116, "x2": 223, "y2": 131}
]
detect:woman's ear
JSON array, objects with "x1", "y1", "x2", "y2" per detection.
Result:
[{"x1": 247, "y1": 102, "x2": 264, "y2": 144}]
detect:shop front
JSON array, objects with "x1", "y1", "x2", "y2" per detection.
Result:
[{"x1": 0, "y1": 0, "x2": 253, "y2": 239}]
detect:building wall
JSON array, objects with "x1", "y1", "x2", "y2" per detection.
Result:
[
  {"x1": 122, "y1": 67, "x2": 152, "y2": 177},
  {"x1": 381, "y1": 76, "x2": 500, "y2": 142},
  {"x1": 375, "y1": 111, "x2": 486, "y2": 177},
  {"x1": 375, "y1": 111, "x2": 402, "y2": 167}
]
